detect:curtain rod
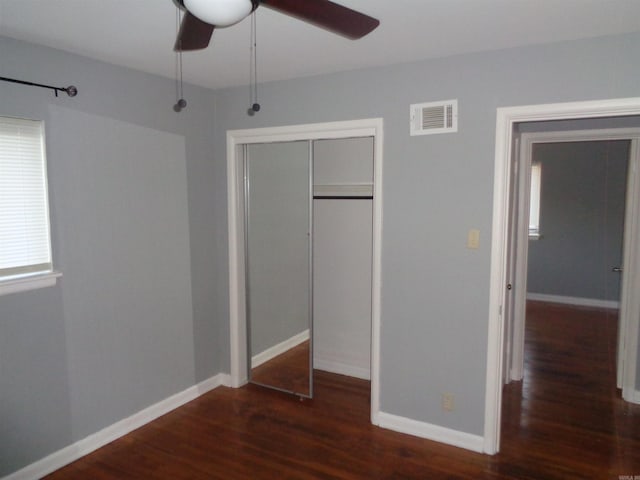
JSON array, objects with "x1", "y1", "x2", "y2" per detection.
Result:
[{"x1": 0, "y1": 76, "x2": 77, "y2": 98}]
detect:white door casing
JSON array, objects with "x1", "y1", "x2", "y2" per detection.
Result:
[
  {"x1": 485, "y1": 97, "x2": 640, "y2": 455},
  {"x1": 226, "y1": 118, "x2": 384, "y2": 424}
]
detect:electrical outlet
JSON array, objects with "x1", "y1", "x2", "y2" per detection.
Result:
[{"x1": 442, "y1": 393, "x2": 455, "y2": 412}]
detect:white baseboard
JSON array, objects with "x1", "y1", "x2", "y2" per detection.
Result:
[
  {"x1": 373, "y1": 411, "x2": 484, "y2": 454},
  {"x1": 4, "y1": 373, "x2": 230, "y2": 480},
  {"x1": 626, "y1": 389, "x2": 640, "y2": 404},
  {"x1": 527, "y1": 293, "x2": 619, "y2": 310},
  {"x1": 252, "y1": 330, "x2": 309, "y2": 368},
  {"x1": 314, "y1": 356, "x2": 370, "y2": 380}
]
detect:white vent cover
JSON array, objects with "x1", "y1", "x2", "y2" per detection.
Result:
[{"x1": 410, "y1": 99, "x2": 458, "y2": 136}]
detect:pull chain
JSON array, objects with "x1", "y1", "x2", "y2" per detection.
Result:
[
  {"x1": 174, "y1": 7, "x2": 187, "y2": 113},
  {"x1": 248, "y1": 11, "x2": 260, "y2": 115}
]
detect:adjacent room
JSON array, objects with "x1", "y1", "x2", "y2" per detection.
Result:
[{"x1": 1, "y1": 1, "x2": 640, "y2": 478}]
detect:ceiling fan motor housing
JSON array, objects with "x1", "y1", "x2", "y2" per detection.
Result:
[{"x1": 183, "y1": 0, "x2": 255, "y2": 27}]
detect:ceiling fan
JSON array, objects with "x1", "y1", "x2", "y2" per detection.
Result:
[{"x1": 173, "y1": 0, "x2": 380, "y2": 51}]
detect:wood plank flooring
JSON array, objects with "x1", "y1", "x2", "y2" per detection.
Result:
[
  {"x1": 499, "y1": 301, "x2": 640, "y2": 479},
  {"x1": 45, "y1": 302, "x2": 640, "y2": 479}
]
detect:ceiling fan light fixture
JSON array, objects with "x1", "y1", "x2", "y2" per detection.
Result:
[{"x1": 184, "y1": 0, "x2": 253, "y2": 27}]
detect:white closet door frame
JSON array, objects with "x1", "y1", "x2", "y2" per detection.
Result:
[{"x1": 226, "y1": 118, "x2": 384, "y2": 424}]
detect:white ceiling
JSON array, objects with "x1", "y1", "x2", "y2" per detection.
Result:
[{"x1": 2, "y1": 0, "x2": 640, "y2": 91}]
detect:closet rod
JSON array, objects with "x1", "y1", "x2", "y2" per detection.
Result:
[
  {"x1": 0, "y1": 76, "x2": 78, "y2": 97},
  {"x1": 313, "y1": 195, "x2": 373, "y2": 200}
]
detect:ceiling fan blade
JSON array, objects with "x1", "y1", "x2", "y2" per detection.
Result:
[
  {"x1": 174, "y1": 10, "x2": 215, "y2": 51},
  {"x1": 259, "y1": 0, "x2": 379, "y2": 39}
]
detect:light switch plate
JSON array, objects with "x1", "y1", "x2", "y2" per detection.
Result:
[{"x1": 467, "y1": 229, "x2": 480, "y2": 249}]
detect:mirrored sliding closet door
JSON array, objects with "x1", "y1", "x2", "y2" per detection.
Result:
[{"x1": 244, "y1": 141, "x2": 313, "y2": 398}]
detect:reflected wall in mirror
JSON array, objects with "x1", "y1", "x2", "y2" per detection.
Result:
[{"x1": 244, "y1": 141, "x2": 313, "y2": 397}]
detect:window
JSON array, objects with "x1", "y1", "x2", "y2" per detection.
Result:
[
  {"x1": 0, "y1": 116, "x2": 59, "y2": 294},
  {"x1": 529, "y1": 162, "x2": 541, "y2": 239}
]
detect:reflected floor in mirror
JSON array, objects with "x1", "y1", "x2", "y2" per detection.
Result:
[{"x1": 251, "y1": 340, "x2": 310, "y2": 396}]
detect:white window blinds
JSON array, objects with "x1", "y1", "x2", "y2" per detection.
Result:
[{"x1": 0, "y1": 116, "x2": 52, "y2": 278}]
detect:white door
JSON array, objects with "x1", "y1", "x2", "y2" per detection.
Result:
[{"x1": 502, "y1": 135, "x2": 520, "y2": 384}]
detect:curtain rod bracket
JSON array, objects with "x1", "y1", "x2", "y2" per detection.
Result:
[{"x1": 0, "y1": 76, "x2": 78, "y2": 98}]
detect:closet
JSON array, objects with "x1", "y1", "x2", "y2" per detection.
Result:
[
  {"x1": 244, "y1": 137, "x2": 374, "y2": 397},
  {"x1": 313, "y1": 137, "x2": 373, "y2": 381}
]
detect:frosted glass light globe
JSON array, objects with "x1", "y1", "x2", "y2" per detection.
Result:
[{"x1": 184, "y1": 0, "x2": 253, "y2": 27}]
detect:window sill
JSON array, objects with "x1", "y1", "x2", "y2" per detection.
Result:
[
  {"x1": 528, "y1": 233, "x2": 542, "y2": 241},
  {"x1": 0, "y1": 271, "x2": 62, "y2": 296}
]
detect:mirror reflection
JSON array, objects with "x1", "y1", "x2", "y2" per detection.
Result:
[{"x1": 244, "y1": 141, "x2": 312, "y2": 397}]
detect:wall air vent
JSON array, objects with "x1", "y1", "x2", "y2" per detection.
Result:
[{"x1": 410, "y1": 99, "x2": 458, "y2": 136}]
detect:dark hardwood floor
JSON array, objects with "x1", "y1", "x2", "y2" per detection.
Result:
[
  {"x1": 45, "y1": 302, "x2": 640, "y2": 479},
  {"x1": 499, "y1": 301, "x2": 640, "y2": 479}
]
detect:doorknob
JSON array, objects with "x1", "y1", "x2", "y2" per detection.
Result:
[{"x1": 612, "y1": 266, "x2": 623, "y2": 273}]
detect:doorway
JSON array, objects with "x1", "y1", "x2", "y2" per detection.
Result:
[
  {"x1": 508, "y1": 131, "x2": 637, "y2": 386},
  {"x1": 226, "y1": 118, "x2": 384, "y2": 424},
  {"x1": 484, "y1": 98, "x2": 640, "y2": 454}
]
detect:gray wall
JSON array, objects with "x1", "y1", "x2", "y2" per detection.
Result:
[
  {"x1": 527, "y1": 141, "x2": 629, "y2": 301},
  {"x1": 212, "y1": 31, "x2": 640, "y2": 437},
  {"x1": 518, "y1": 116, "x2": 640, "y2": 133},
  {"x1": 0, "y1": 37, "x2": 221, "y2": 476}
]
